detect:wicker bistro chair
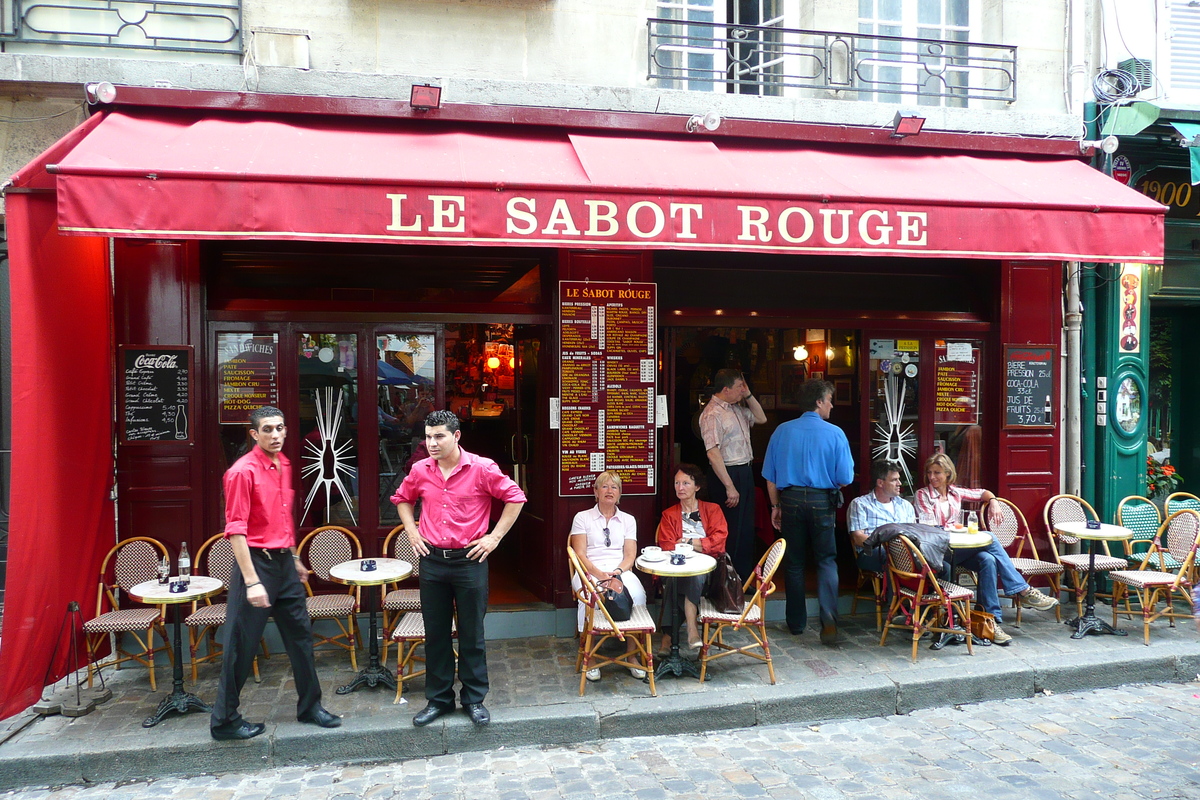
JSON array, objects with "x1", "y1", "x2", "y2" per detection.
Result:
[
  {"x1": 1116, "y1": 496, "x2": 1174, "y2": 572},
  {"x1": 1166, "y1": 492, "x2": 1200, "y2": 516},
  {"x1": 1109, "y1": 510, "x2": 1200, "y2": 645},
  {"x1": 849, "y1": 563, "x2": 887, "y2": 631},
  {"x1": 698, "y1": 538, "x2": 786, "y2": 684},
  {"x1": 184, "y1": 533, "x2": 270, "y2": 682},
  {"x1": 567, "y1": 547, "x2": 657, "y2": 697},
  {"x1": 1043, "y1": 494, "x2": 1127, "y2": 617},
  {"x1": 389, "y1": 611, "x2": 457, "y2": 704},
  {"x1": 297, "y1": 525, "x2": 362, "y2": 671},
  {"x1": 880, "y1": 535, "x2": 975, "y2": 662},
  {"x1": 986, "y1": 497, "x2": 1065, "y2": 625},
  {"x1": 380, "y1": 524, "x2": 421, "y2": 667},
  {"x1": 83, "y1": 537, "x2": 172, "y2": 691}
]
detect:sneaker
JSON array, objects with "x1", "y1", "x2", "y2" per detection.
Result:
[
  {"x1": 1021, "y1": 587, "x2": 1060, "y2": 612},
  {"x1": 628, "y1": 667, "x2": 647, "y2": 679},
  {"x1": 585, "y1": 668, "x2": 601, "y2": 682},
  {"x1": 992, "y1": 625, "x2": 1013, "y2": 646}
]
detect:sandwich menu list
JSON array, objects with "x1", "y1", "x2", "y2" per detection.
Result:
[{"x1": 559, "y1": 281, "x2": 657, "y2": 496}]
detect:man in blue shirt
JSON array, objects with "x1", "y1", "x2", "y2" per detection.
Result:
[{"x1": 763, "y1": 379, "x2": 854, "y2": 644}]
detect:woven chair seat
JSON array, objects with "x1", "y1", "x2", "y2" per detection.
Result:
[
  {"x1": 898, "y1": 579, "x2": 974, "y2": 602},
  {"x1": 1126, "y1": 551, "x2": 1184, "y2": 571},
  {"x1": 1009, "y1": 557, "x2": 1063, "y2": 576},
  {"x1": 184, "y1": 603, "x2": 227, "y2": 627},
  {"x1": 306, "y1": 594, "x2": 356, "y2": 617},
  {"x1": 383, "y1": 588, "x2": 421, "y2": 611},
  {"x1": 589, "y1": 603, "x2": 656, "y2": 633},
  {"x1": 1109, "y1": 570, "x2": 1182, "y2": 589},
  {"x1": 83, "y1": 607, "x2": 162, "y2": 633},
  {"x1": 1059, "y1": 554, "x2": 1127, "y2": 572},
  {"x1": 698, "y1": 596, "x2": 762, "y2": 624},
  {"x1": 390, "y1": 612, "x2": 456, "y2": 640}
]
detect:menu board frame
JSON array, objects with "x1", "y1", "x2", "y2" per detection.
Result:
[
  {"x1": 1003, "y1": 345, "x2": 1057, "y2": 430},
  {"x1": 933, "y1": 341, "x2": 981, "y2": 426},
  {"x1": 217, "y1": 332, "x2": 281, "y2": 425},
  {"x1": 558, "y1": 280, "x2": 658, "y2": 497},
  {"x1": 119, "y1": 344, "x2": 194, "y2": 445}
]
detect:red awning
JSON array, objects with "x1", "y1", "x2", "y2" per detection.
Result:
[{"x1": 25, "y1": 108, "x2": 1164, "y2": 262}]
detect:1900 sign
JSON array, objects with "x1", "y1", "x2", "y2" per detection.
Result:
[{"x1": 120, "y1": 345, "x2": 193, "y2": 443}]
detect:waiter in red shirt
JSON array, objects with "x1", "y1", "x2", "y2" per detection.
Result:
[
  {"x1": 392, "y1": 409, "x2": 526, "y2": 727},
  {"x1": 210, "y1": 406, "x2": 341, "y2": 740}
]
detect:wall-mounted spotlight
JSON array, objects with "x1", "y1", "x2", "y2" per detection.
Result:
[
  {"x1": 1080, "y1": 135, "x2": 1119, "y2": 155},
  {"x1": 84, "y1": 81, "x2": 117, "y2": 105},
  {"x1": 410, "y1": 84, "x2": 442, "y2": 112},
  {"x1": 792, "y1": 345, "x2": 808, "y2": 362},
  {"x1": 890, "y1": 111, "x2": 925, "y2": 138},
  {"x1": 686, "y1": 111, "x2": 722, "y2": 133}
]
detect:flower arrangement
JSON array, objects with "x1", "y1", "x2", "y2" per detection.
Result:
[{"x1": 1147, "y1": 456, "x2": 1183, "y2": 499}]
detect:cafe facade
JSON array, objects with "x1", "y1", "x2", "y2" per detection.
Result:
[{"x1": 0, "y1": 87, "x2": 1164, "y2": 716}]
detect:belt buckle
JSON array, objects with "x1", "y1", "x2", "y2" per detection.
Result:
[{"x1": 441, "y1": 547, "x2": 450, "y2": 559}]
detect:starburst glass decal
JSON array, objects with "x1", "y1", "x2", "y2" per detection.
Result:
[
  {"x1": 301, "y1": 386, "x2": 358, "y2": 525},
  {"x1": 871, "y1": 373, "x2": 917, "y2": 487}
]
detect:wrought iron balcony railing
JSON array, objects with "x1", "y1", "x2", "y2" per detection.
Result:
[
  {"x1": 1, "y1": 0, "x2": 241, "y2": 55},
  {"x1": 647, "y1": 18, "x2": 1017, "y2": 105}
]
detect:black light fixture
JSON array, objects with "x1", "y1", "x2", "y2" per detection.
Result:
[
  {"x1": 410, "y1": 84, "x2": 442, "y2": 112},
  {"x1": 890, "y1": 111, "x2": 926, "y2": 138}
]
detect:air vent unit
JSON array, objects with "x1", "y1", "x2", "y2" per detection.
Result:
[{"x1": 1118, "y1": 58, "x2": 1153, "y2": 91}]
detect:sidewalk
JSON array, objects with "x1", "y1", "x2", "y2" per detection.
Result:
[{"x1": 3, "y1": 606, "x2": 1199, "y2": 792}]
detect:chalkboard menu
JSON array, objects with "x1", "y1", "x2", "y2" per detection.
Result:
[
  {"x1": 120, "y1": 345, "x2": 193, "y2": 444},
  {"x1": 1004, "y1": 345, "x2": 1055, "y2": 429}
]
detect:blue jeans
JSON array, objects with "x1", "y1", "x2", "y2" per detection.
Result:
[
  {"x1": 952, "y1": 538, "x2": 1029, "y2": 624},
  {"x1": 780, "y1": 486, "x2": 839, "y2": 632}
]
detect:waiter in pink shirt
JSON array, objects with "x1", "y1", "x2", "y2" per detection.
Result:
[
  {"x1": 211, "y1": 406, "x2": 341, "y2": 740},
  {"x1": 392, "y1": 409, "x2": 526, "y2": 727}
]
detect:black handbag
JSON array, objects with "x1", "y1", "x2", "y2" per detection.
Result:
[
  {"x1": 599, "y1": 578, "x2": 634, "y2": 622},
  {"x1": 706, "y1": 552, "x2": 744, "y2": 614}
]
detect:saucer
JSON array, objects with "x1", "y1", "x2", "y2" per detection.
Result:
[{"x1": 640, "y1": 553, "x2": 667, "y2": 562}]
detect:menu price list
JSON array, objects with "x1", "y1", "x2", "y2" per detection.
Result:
[
  {"x1": 121, "y1": 346, "x2": 193, "y2": 443},
  {"x1": 1004, "y1": 346, "x2": 1055, "y2": 428},
  {"x1": 933, "y1": 342, "x2": 980, "y2": 425},
  {"x1": 559, "y1": 281, "x2": 657, "y2": 495},
  {"x1": 217, "y1": 333, "x2": 280, "y2": 424}
]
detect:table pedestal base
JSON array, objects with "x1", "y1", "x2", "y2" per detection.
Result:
[
  {"x1": 928, "y1": 627, "x2": 989, "y2": 650},
  {"x1": 654, "y1": 646, "x2": 705, "y2": 680},
  {"x1": 1066, "y1": 613, "x2": 1126, "y2": 639},
  {"x1": 337, "y1": 663, "x2": 397, "y2": 694},
  {"x1": 143, "y1": 688, "x2": 210, "y2": 728}
]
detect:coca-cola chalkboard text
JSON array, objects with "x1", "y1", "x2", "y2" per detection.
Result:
[{"x1": 120, "y1": 345, "x2": 194, "y2": 444}]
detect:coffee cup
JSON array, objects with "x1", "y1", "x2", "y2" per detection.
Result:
[
  {"x1": 674, "y1": 542, "x2": 693, "y2": 554},
  {"x1": 642, "y1": 546, "x2": 662, "y2": 557}
]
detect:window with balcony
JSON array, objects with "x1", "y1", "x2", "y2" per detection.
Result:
[
  {"x1": 652, "y1": 0, "x2": 791, "y2": 95},
  {"x1": 858, "y1": 0, "x2": 975, "y2": 107}
]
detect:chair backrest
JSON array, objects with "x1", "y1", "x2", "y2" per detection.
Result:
[
  {"x1": 299, "y1": 525, "x2": 362, "y2": 581},
  {"x1": 97, "y1": 537, "x2": 169, "y2": 615},
  {"x1": 738, "y1": 538, "x2": 786, "y2": 620},
  {"x1": 1162, "y1": 509, "x2": 1200, "y2": 565},
  {"x1": 1116, "y1": 496, "x2": 1161, "y2": 550},
  {"x1": 1043, "y1": 494, "x2": 1100, "y2": 549},
  {"x1": 196, "y1": 533, "x2": 237, "y2": 587},
  {"x1": 383, "y1": 524, "x2": 420, "y2": 578},
  {"x1": 1166, "y1": 492, "x2": 1200, "y2": 516},
  {"x1": 566, "y1": 546, "x2": 623, "y2": 633},
  {"x1": 985, "y1": 497, "x2": 1023, "y2": 549},
  {"x1": 883, "y1": 535, "x2": 948, "y2": 603}
]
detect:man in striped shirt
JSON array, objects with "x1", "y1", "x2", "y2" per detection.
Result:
[{"x1": 848, "y1": 460, "x2": 915, "y2": 572}]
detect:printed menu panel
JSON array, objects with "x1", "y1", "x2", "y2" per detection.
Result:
[
  {"x1": 559, "y1": 281, "x2": 657, "y2": 496},
  {"x1": 1004, "y1": 346, "x2": 1055, "y2": 428},
  {"x1": 120, "y1": 345, "x2": 193, "y2": 443},
  {"x1": 934, "y1": 341, "x2": 981, "y2": 425},
  {"x1": 217, "y1": 333, "x2": 280, "y2": 424}
]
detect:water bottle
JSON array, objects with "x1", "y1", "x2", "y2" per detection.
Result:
[
  {"x1": 967, "y1": 511, "x2": 979, "y2": 535},
  {"x1": 178, "y1": 542, "x2": 191, "y2": 586},
  {"x1": 157, "y1": 554, "x2": 170, "y2": 585}
]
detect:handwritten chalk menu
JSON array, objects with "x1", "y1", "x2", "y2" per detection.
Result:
[
  {"x1": 120, "y1": 345, "x2": 193, "y2": 444},
  {"x1": 217, "y1": 333, "x2": 280, "y2": 424},
  {"x1": 1004, "y1": 346, "x2": 1056, "y2": 428},
  {"x1": 934, "y1": 341, "x2": 981, "y2": 425},
  {"x1": 559, "y1": 281, "x2": 657, "y2": 496}
]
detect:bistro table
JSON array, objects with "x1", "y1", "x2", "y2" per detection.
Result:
[
  {"x1": 330, "y1": 557, "x2": 413, "y2": 694},
  {"x1": 1055, "y1": 520, "x2": 1132, "y2": 639},
  {"x1": 127, "y1": 575, "x2": 223, "y2": 728},
  {"x1": 929, "y1": 529, "x2": 994, "y2": 650},
  {"x1": 636, "y1": 551, "x2": 716, "y2": 680}
]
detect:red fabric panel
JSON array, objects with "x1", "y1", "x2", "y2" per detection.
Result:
[{"x1": 0, "y1": 192, "x2": 113, "y2": 720}]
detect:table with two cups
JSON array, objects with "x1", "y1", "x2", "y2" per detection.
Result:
[{"x1": 635, "y1": 544, "x2": 716, "y2": 680}]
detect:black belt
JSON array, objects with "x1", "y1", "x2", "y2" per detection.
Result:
[
  {"x1": 424, "y1": 545, "x2": 472, "y2": 560},
  {"x1": 250, "y1": 546, "x2": 294, "y2": 557}
]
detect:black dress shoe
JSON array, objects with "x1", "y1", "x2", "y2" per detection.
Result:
[
  {"x1": 788, "y1": 626, "x2": 805, "y2": 636},
  {"x1": 464, "y1": 702, "x2": 491, "y2": 726},
  {"x1": 210, "y1": 721, "x2": 266, "y2": 741},
  {"x1": 298, "y1": 707, "x2": 342, "y2": 728},
  {"x1": 412, "y1": 703, "x2": 453, "y2": 727}
]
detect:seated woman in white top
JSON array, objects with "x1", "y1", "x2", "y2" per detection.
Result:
[{"x1": 569, "y1": 470, "x2": 648, "y2": 682}]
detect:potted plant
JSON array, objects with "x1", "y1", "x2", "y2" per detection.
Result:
[{"x1": 1147, "y1": 456, "x2": 1183, "y2": 511}]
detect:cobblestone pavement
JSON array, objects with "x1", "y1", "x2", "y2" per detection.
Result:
[{"x1": 6, "y1": 681, "x2": 1200, "y2": 800}]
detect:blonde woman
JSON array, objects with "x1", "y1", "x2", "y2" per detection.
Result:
[{"x1": 569, "y1": 471, "x2": 647, "y2": 682}]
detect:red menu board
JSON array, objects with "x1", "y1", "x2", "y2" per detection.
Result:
[
  {"x1": 559, "y1": 281, "x2": 657, "y2": 496},
  {"x1": 217, "y1": 333, "x2": 280, "y2": 424},
  {"x1": 934, "y1": 341, "x2": 980, "y2": 425}
]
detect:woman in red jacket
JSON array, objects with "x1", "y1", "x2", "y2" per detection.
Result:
[{"x1": 657, "y1": 463, "x2": 729, "y2": 651}]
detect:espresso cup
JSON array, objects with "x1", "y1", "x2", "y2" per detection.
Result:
[
  {"x1": 642, "y1": 546, "x2": 662, "y2": 557},
  {"x1": 675, "y1": 542, "x2": 694, "y2": 554}
]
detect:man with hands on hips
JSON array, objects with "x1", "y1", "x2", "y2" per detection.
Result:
[
  {"x1": 210, "y1": 406, "x2": 341, "y2": 741},
  {"x1": 392, "y1": 410, "x2": 526, "y2": 728}
]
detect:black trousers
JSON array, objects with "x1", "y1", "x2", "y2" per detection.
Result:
[
  {"x1": 419, "y1": 552, "x2": 489, "y2": 708},
  {"x1": 708, "y1": 462, "x2": 757, "y2": 581},
  {"x1": 211, "y1": 548, "x2": 322, "y2": 729}
]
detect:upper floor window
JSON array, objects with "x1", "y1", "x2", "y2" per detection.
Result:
[
  {"x1": 653, "y1": 0, "x2": 790, "y2": 95},
  {"x1": 858, "y1": 0, "x2": 976, "y2": 107}
]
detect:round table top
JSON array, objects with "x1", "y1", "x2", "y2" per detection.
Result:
[
  {"x1": 127, "y1": 576, "x2": 223, "y2": 604},
  {"x1": 1055, "y1": 521, "x2": 1132, "y2": 541},
  {"x1": 948, "y1": 530, "x2": 994, "y2": 549},
  {"x1": 329, "y1": 558, "x2": 413, "y2": 586},
  {"x1": 636, "y1": 551, "x2": 717, "y2": 578}
]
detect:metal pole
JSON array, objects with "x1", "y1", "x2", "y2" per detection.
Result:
[{"x1": 1065, "y1": 262, "x2": 1082, "y2": 495}]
